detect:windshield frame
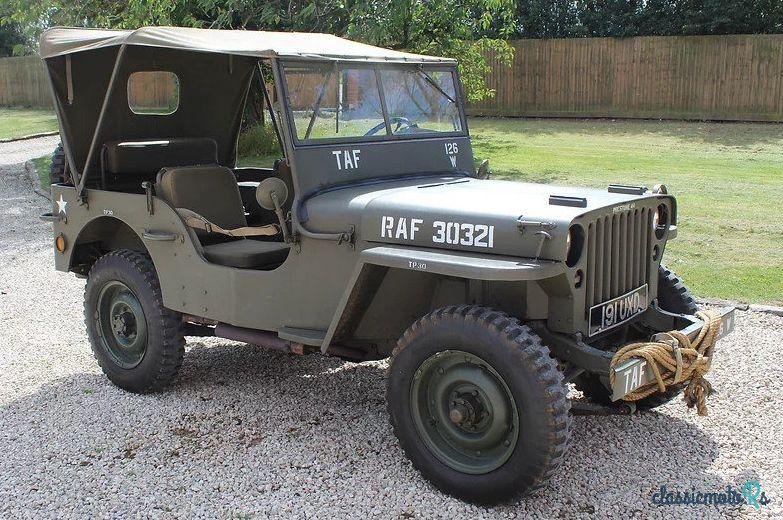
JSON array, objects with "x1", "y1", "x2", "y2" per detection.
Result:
[{"x1": 277, "y1": 59, "x2": 468, "y2": 147}]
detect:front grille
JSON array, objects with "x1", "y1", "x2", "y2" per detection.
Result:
[{"x1": 584, "y1": 207, "x2": 653, "y2": 310}]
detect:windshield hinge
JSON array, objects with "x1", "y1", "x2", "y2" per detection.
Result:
[{"x1": 517, "y1": 217, "x2": 556, "y2": 235}]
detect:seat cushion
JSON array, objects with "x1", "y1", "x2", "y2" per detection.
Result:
[
  {"x1": 201, "y1": 239, "x2": 290, "y2": 269},
  {"x1": 156, "y1": 165, "x2": 247, "y2": 234}
]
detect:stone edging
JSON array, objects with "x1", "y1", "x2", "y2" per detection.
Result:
[
  {"x1": 696, "y1": 297, "x2": 783, "y2": 317},
  {"x1": 0, "y1": 131, "x2": 59, "y2": 144},
  {"x1": 24, "y1": 159, "x2": 51, "y2": 200}
]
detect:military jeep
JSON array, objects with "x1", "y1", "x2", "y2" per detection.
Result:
[{"x1": 39, "y1": 27, "x2": 734, "y2": 503}]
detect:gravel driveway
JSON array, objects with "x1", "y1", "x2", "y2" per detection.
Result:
[
  {"x1": 0, "y1": 165, "x2": 780, "y2": 519},
  {"x1": 0, "y1": 134, "x2": 60, "y2": 166}
]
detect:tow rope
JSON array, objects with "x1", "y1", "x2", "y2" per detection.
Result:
[{"x1": 609, "y1": 310, "x2": 723, "y2": 416}]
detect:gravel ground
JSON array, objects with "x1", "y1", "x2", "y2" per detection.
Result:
[
  {"x1": 0, "y1": 158, "x2": 781, "y2": 519},
  {"x1": 0, "y1": 134, "x2": 60, "y2": 166}
]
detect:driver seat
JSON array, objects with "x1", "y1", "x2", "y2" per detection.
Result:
[{"x1": 156, "y1": 165, "x2": 290, "y2": 269}]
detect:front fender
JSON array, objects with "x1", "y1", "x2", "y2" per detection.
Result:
[
  {"x1": 360, "y1": 245, "x2": 565, "y2": 282},
  {"x1": 321, "y1": 245, "x2": 566, "y2": 352}
]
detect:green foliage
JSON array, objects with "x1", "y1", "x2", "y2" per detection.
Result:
[
  {"x1": 454, "y1": 38, "x2": 514, "y2": 102},
  {"x1": 516, "y1": 0, "x2": 783, "y2": 38},
  {"x1": 0, "y1": 22, "x2": 27, "y2": 56},
  {"x1": 0, "y1": 0, "x2": 28, "y2": 56},
  {"x1": 346, "y1": 0, "x2": 515, "y2": 101},
  {"x1": 2, "y1": 0, "x2": 515, "y2": 101},
  {"x1": 236, "y1": 122, "x2": 281, "y2": 159}
]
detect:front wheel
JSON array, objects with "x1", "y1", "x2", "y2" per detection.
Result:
[
  {"x1": 386, "y1": 305, "x2": 570, "y2": 504},
  {"x1": 84, "y1": 250, "x2": 185, "y2": 393}
]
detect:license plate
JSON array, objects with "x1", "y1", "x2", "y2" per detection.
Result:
[
  {"x1": 589, "y1": 284, "x2": 649, "y2": 336},
  {"x1": 713, "y1": 309, "x2": 736, "y2": 341},
  {"x1": 610, "y1": 307, "x2": 736, "y2": 401},
  {"x1": 611, "y1": 358, "x2": 656, "y2": 401}
]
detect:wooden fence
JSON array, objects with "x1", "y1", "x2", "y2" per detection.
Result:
[
  {"x1": 0, "y1": 55, "x2": 52, "y2": 108},
  {"x1": 2, "y1": 34, "x2": 783, "y2": 121},
  {"x1": 469, "y1": 34, "x2": 783, "y2": 121}
]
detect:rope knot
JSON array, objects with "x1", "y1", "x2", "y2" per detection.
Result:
[{"x1": 609, "y1": 310, "x2": 723, "y2": 416}]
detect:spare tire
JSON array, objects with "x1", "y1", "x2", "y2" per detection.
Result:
[{"x1": 50, "y1": 142, "x2": 71, "y2": 185}]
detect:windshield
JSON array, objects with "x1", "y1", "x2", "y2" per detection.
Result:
[{"x1": 282, "y1": 62, "x2": 463, "y2": 143}]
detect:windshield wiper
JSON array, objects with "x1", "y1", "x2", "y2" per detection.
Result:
[
  {"x1": 304, "y1": 68, "x2": 335, "y2": 140},
  {"x1": 418, "y1": 69, "x2": 456, "y2": 104}
]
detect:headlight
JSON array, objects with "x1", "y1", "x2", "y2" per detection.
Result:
[
  {"x1": 566, "y1": 225, "x2": 584, "y2": 267},
  {"x1": 653, "y1": 204, "x2": 669, "y2": 239}
]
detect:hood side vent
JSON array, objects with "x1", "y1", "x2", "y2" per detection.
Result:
[
  {"x1": 608, "y1": 184, "x2": 648, "y2": 195},
  {"x1": 549, "y1": 195, "x2": 587, "y2": 208}
]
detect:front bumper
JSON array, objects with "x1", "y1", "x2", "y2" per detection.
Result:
[
  {"x1": 533, "y1": 303, "x2": 736, "y2": 402},
  {"x1": 609, "y1": 305, "x2": 736, "y2": 401}
]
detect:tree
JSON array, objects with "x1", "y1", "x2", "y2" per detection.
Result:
[
  {"x1": 516, "y1": 0, "x2": 581, "y2": 38},
  {"x1": 346, "y1": 0, "x2": 515, "y2": 101},
  {"x1": 0, "y1": 0, "x2": 28, "y2": 56},
  {"x1": 514, "y1": 0, "x2": 783, "y2": 38},
  {"x1": 0, "y1": 22, "x2": 26, "y2": 56},
  {"x1": 2, "y1": 0, "x2": 514, "y2": 101}
]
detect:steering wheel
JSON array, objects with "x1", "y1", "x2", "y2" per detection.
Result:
[{"x1": 364, "y1": 116, "x2": 418, "y2": 136}]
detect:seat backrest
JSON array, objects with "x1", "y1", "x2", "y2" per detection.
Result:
[
  {"x1": 101, "y1": 137, "x2": 219, "y2": 191},
  {"x1": 104, "y1": 137, "x2": 218, "y2": 176},
  {"x1": 156, "y1": 165, "x2": 247, "y2": 236}
]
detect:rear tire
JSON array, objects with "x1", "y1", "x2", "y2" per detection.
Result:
[
  {"x1": 50, "y1": 143, "x2": 71, "y2": 185},
  {"x1": 575, "y1": 264, "x2": 698, "y2": 410},
  {"x1": 84, "y1": 250, "x2": 185, "y2": 393},
  {"x1": 387, "y1": 305, "x2": 570, "y2": 504}
]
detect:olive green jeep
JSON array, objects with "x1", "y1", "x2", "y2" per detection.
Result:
[{"x1": 39, "y1": 26, "x2": 734, "y2": 503}]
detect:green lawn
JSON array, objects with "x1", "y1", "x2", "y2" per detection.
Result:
[
  {"x1": 31, "y1": 117, "x2": 782, "y2": 303},
  {"x1": 469, "y1": 118, "x2": 783, "y2": 304},
  {"x1": 0, "y1": 108, "x2": 58, "y2": 139},
  {"x1": 33, "y1": 155, "x2": 52, "y2": 189}
]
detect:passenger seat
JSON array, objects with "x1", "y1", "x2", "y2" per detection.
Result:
[{"x1": 156, "y1": 165, "x2": 290, "y2": 269}]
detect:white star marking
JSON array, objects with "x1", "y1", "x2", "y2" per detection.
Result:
[{"x1": 56, "y1": 194, "x2": 68, "y2": 215}]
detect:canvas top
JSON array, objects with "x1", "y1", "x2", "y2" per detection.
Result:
[{"x1": 39, "y1": 26, "x2": 455, "y2": 63}]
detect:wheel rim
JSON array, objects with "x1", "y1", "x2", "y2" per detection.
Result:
[
  {"x1": 410, "y1": 350, "x2": 519, "y2": 474},
  {"x1": 96, "y1": 281, "x2": 148, "y2": 369}
]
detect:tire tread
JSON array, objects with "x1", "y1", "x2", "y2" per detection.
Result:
[
  {"x1": 84, "y1": 249, "x2": 184, "y2": 393},
  {"x1": 388, "y1": 305, "x2": 571, "y2": 502}
]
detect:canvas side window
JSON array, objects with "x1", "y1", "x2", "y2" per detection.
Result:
[{"x1": 127, "y1": 71, "x2": 180, "y2": 115}]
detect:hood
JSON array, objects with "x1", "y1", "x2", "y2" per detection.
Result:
[{"x1": 304, "y1": 177, "x2": 672, "y2": 261}]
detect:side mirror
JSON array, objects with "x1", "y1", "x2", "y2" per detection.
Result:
[
  {"x1": 256, "y1": 177, "x2": 289, "y2": 211},
  {"x1": 476, "y1": 159, "x2": 490, "y2": 180}
]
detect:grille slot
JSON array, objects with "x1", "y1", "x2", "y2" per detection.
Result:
[{"x1": 585, "y1": 208, "x2": 652, "y2": 310}]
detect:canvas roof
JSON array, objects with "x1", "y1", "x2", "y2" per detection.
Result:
[{"x1": 39, "y1": 26, "x2": 455, "y2": 63}]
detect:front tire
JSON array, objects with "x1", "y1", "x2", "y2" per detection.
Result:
[
  {"x1": 84, "y1": 250, "x2": 185, "y2": 393},
  {"x1": 387, "y1": 305, "x2": 570, "y2": 504}
]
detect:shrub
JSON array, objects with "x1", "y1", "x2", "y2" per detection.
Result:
[{"x1": 237, "y1": 123, "x2": 281, "y2": 159}]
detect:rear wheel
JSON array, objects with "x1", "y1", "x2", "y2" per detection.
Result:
[
  {"x1": 84, "y1": 250, "x2": 185, "y2": 393},
  {"x1": 49, "y1": 143, "x2": 71, "y2": 185},
  {"x1": 574, "y1": 264, "x2": 698, "y2": 410},
  {"x1": 387, "y1": 305, "x2": 570, "y2": 504}
]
